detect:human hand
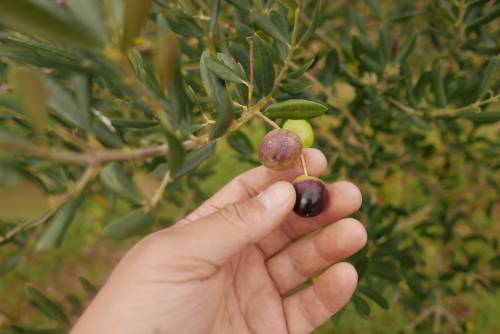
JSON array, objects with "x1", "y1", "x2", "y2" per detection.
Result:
[{"x1": 72, "y1": 149, "x2": 366, "y2": 334}]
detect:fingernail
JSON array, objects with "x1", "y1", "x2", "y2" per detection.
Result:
[{"x1": 257, "y1": 182, "x2": 293, "y2": 210}]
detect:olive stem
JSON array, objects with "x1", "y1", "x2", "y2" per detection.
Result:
[
  {"x1": 247, "y1": 39, "x2": 254, "y2": 106},
  {"x1": 254, "y1": 111, "x2": 281, "y2": 129},
  {"x1": 149, "y1": 170, "x2": 172, "y2": 211},
  {"x1": 300, "y1": 154, "x2": 309, "y2": 176}
]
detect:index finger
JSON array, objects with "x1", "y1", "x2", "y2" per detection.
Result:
[{"x1": 182, "y1": 148, "x2": 327, "y2": 222}]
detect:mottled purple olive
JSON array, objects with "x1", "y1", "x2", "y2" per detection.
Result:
[
  {"x1": 292, "y1": 175, "x2": 329, "y2": 217},
  {"x1": 259, "y1": 129, "x2": 303, "y2": 171}
]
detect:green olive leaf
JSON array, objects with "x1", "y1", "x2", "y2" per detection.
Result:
[
  {"x1": 252, "y1": 34, "x2": 275, "y2": 96},
  {"x1": 395, "y1": 34, "x2": 416, "y2": 64},
  {"x1": 200, "y1": 52, "x2": 235, "y2": 140},
  {"x1": 358, "y1": 286, "x2": 390, "y2": 310},
  {"x1": 104, "y1": 209, "x2": 154, "y2": 240},
  {"x1": 281, "y1": 81, "x2": 312, "y2": 94},
  {"x1": 14, "y1": 67, "x2": 47, "y2": 144},
  {"x1": 25, "y1": 285, "x2": 70, "y2": 325},
  {"x1": 476, "y1": 56, "x2": 499, "y2": 100},
  {"x1": 251, "y1": 9, "x2": 289, "y2": 45},
  {"x1": 204, "y1": 56, "x2": 248, "y2": 85},
  {"x1": 352, "y1": 294, "x2": 372, "y2": 317},
  {"x1": 298, "y1": 0, "x2": 323, "y2": 46},
  {"x1": 0, "y1": 0, "x2": 105, "y2": 48},
  {"x1": 36, "y1": 196, "x2": 84, "y2": 251},
  {"x1": 122, "y1": 0, "x2": 153, "y2": 50},
  {"x1": 431, "y1": 59, "x2": 447, "y2": 107},
  {"x1": 99, "y1": 162, "x2": 142, "y2": 205},
  {"x1": 263, "y1": 99, "x2": 328, "y2": 119},
  {"x1": 174, "y1": 142, "x2": 216, "y2": 178},
  {"x1": 166, "y1": 132, "x2": 186, "y2": 174},
  {"x1": 44, "y1": 76, "x2": 90, "y2": 131}
]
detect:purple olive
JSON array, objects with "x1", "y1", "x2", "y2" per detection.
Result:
[
  {"x1": 292, "y1": 175, "x2": 329, "y2": 217},
  {"x1": 259, "y1": 129, "x2": 303, "y2": 171}
]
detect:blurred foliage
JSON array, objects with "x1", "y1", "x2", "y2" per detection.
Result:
[{"x1": 0, "y1": 0, "x2": 499, "y2": 333}]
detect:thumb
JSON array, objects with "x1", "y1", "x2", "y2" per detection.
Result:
[{"x1": 178, "y1": 181, "x2": 295, "y2": 267}]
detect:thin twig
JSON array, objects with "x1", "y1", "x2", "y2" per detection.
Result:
[
  {"x1": 388, "y1": 93, "x2": 500, "y2": 117},
  {"x1": 248, "y1": 39, "x2": 254, "y2": 106},
  {"x1": 254, "y1": 112, "x2": 280, "y2": 129},
  {"x1": 270, "y1": 7, "x2": 301, "y2": 97},
  {"x1": 300, "y1": 154, "x2": 309, "y2": 176},
  {"x1": 149, "y1": 171, "x2": 172, "y2": 210}
]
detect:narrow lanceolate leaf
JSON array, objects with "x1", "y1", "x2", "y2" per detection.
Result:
[
  {"x1": 264, "y1": 99, "x2": 328, "y2": 119},
  {"x1": 25, "y1": 285, "x2": 69, "y2": 325},
  {"x1": 100, "y1": 162, "x2": 142, "y2": 205},
  {"x1": 36, "y1": 196, "x2": 84, "y2": 251},
  {"x1": 251, "y1": 10, "x2": 289, "y2": 45},
  {"x1": 252, "y1": 35, "x2": 275, "y2": 96},
  {"x1": 0, "y1": 180, "x2": 48, "y2": 222},
  {"x1": 228, "y1": 131, "x2": 254, "y2": 155},
  {"x1": 169, "y1": 62, "x2": 192, "y2": 132},
  {"x1": 0, "y1": 0, "x2": 105, "y2": 48},
  {"x1": 352, "y1": 294, "x2": 371, "y2": 317},
  {"x1": 200, "y1": 52, "x2": 235, "y2": 140},
  {"x1": 476, "y1": 56, "x2": 499, "y2": 100},
  {"x1": 79, "y1": 276, "x2": 98, "y2": 296},
  {"x1": 395, "y1": 34, "x2": 416, "y2": 64},
  {"x1": 166, "y1": 132, "x2": 186, "y2": 174},
  {"x1": 281, "y1": 81, "x2": 312, "y2": 94},
  {"x1": 65, "y1": 0, "x2": 110, "y2": 44},
  {"x1": 104, "y1": 209, "x2": 154, "y2": 240},
  {"x1": 414, "y1": 70, "x2": 431, "y2": 101},
  {"x1": 92, "y1": 118, "x2": 124, "y2": 149},
  {"x1": 358, "y1": 286, "x2": 390, "y2": 309},
  {"x1": 72, "y1": 74, "x2": 91, "y2": 117},
  {"x1": 464, "y1": 111, "x2": 500, "y2": 125},
  {"x1": 44, "y1": 77, "x2": 90, "y2": 131},
  {"x1": 122, "y1": 0, "x2": 153, "y2": 50},
  {"x1": 401, "y1": 64, "x2": 418, "y2": 108},
  {"x1": 216, "y1": 52, "x2": 248, "y2": 99},
  {"x1": 204, "y1": 57, "x2": 247, "y2": 85},
  {"x1": 209, "y1": 0, "x2": 221, "y2": 34},
  {"x1": 378, "y1": 26, "x2": 391, "y2": 62},
  {"x1": 155, "y1": 33, "x2": 179, "y2": 92},
  {"x1": 360, "y1": 54, "x2": 383, "y2": 74},
  {"x1": 432, "y1": 59, "x2": 447, "y2": 107},
  {"x1": 354, "y1": 256, "x2": 369, "y2": 280},
  {"x1": 229, "y1": 42, "x2": 250, "y2": 75},
  {"x1": 289, "y1": 58, "x2": 316, "y2": 79},
  {"x1": 14, "y1": 67, "x2": 47, "y2": 144},
  {"x1": 298, "y1": 0, "x2": 323, "y2": 45},
  {"x1": 174, "y1": 143, "x2": 216, "y2": 177},
  {"x1": 466, "y1": 6, "x2": 500, "y2": 31},
  {"x1": 209, "y1": 86, "x2": 234, "y2": 140}
]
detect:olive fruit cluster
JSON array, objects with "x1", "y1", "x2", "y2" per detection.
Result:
[{"x1": 259, "y1": 119, "x2": 328, "y2": 218}]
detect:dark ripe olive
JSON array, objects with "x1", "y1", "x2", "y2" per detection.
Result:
[
  {"x1": 259, "y1": 129, "x2": 303, "y2": 171},
  {"x1": 292, "y1": 175, "x2": 328, "y2": 217}
]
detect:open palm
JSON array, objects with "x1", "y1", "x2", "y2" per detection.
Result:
[{"x1": 73, "y1": 149, "x2": 366, "y2": 334}]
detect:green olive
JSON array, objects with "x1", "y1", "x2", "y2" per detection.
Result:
[{"x1": 283, "y1": 119, "x2": 314, "y2": 148}]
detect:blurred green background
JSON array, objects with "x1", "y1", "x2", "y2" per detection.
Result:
[{"x1": 0, "y1": 0, "x2": 499, "y2": 333}]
